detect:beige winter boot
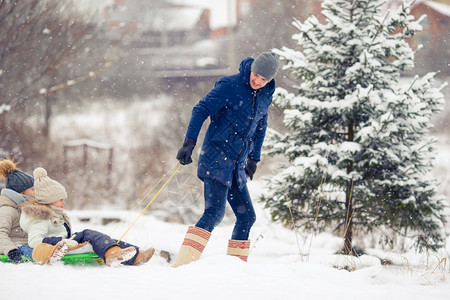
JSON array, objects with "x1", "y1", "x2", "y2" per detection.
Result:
[
  {"x1": 32, "y1": 241, "x2": 69, "y2": 265},
  {"x1": 134, "y1": 247, "x2": 155, "y2": 266},
  {"x1": 172, "y1": 226, "x2": 211, "y2": 267},
  {"x1": 227, "y1": 239, "x2": 250, "y2": 262},
  {"x1": 104, "y1": 246, "x2": 137, "y2": 267}
]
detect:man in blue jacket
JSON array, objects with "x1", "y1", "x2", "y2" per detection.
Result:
[{"x1": 174, "y1": 52, "x2": 279, "y2": 267}]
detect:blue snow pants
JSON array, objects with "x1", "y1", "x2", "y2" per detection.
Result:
[
  {"x1": 195, "y1": 176, "x2": 256, "y2": 240},
  {"x1": 18, "y1": 244, "x2": 33, "y2": 258},
  {"x1": 72, "y1": 229, "x2": 139, "y2": 265}
]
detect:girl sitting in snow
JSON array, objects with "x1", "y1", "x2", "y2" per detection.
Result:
[{"x1": 20, "y1": 167, "x2": 155, "y2": 266}]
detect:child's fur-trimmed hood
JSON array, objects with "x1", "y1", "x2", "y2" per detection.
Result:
[{"x1": 20, "y1": 200, "x2": 53, "y2": 221}]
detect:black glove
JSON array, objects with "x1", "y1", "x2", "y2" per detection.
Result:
[
  {"x1": 176, "y1": 139, "x2": 196, "y2": 165},
  {"x1": 245, "y1": 158, "x2": 258, "y2": 180},
  {"x1": 7, "y1": 249, "x2": 23, "y2": 264}
]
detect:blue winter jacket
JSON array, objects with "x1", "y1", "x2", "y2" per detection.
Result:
[{"x1": 185, "y1": 57, "x2": 276, "y2": 189}]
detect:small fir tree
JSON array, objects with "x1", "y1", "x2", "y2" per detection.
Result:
[{"x1": 262, "y1": 0, "x2": 447, "y2": 253}]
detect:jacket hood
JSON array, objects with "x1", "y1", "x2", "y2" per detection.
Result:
[
  {"x1": 239, "y1": 57, "x2": 276, "y2": 94},
  {"x1": 239, "y1": 57, "x2": 253, "y2": 86},
  {"x1": 1, "y1": 188, "x2": 29, "y2": 205},
  {"x1": 0, "y1": 195, "x2": 17, "y2": 208}
]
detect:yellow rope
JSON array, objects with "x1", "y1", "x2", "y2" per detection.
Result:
[
  {"x1": 109, "y1": 162, "x2": 179, "y2": 236},
  {"x1": 116, "y1": 163, "x2": 182, "y2": 243}
]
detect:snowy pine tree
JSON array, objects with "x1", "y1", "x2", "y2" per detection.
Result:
[{"x1": 262, "y1": 0, "x2": 447, "y2": 253}]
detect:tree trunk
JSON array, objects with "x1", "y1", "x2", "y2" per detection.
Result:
[
  {"x1": 344, "y1": 190, "x2": 353, "y2": 254},
  {"x1": 344, "y1": 120, "x2": 354, "y2": 254},
  {"x1": 43, "y1": 94, "x2": 52, "y2": 137}
]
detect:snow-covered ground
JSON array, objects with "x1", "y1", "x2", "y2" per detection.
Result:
[
  {"x1": 4, "y1": 93, "x2": 446, "y2": 299},
  {"x1": 1, "y1": 179, "x2": 449, "y2": 300}
]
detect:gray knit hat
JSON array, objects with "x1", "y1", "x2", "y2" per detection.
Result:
[
  {"x1": 33, "y1": 167, "x2": 67, "y2": 204},
  {"x1": 250, "y1": 52, "x2": 280, "y2": 82},
  {"x1": 0, "y1": 158, "x2": 34, "y2": 193}
]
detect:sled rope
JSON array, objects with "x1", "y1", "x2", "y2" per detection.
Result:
[
  {"x1": 116, "y1": 163, "x2": 182, "y2": 243},
  {"x1": 109, "y1": 162, "x2": 180, "y2": 236}
]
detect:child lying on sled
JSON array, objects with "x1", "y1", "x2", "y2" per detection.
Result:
[{"x1": 20, "y1": 167, "x2": 155, "y2": 266}]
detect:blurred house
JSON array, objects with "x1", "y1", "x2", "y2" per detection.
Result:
[
  {"x1": 237, "y1": 0, "x2": 449, "y2": 76},
  {"x1": 234, "y1": 0, "x2": 318, "y2": 22},
  {"x1": 384, "y1": 0, "x2": 450, "y2": 75},
  {"x1": 104, "y1": 0, "x2": 211, "y2": 48},
  {"x1": 409, "y1": 0, "x2": 449, "y2": 75},
  {"x1": 100, "y1": 0, "x2": 233, "y2": 93}
]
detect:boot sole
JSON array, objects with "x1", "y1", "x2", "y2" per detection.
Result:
[
  {"x1": 107, "y1": 247, "x2": 137, "y2": 267},
  {"x1": 49, "y1": 241, "x2": 69, "y2": 265}
]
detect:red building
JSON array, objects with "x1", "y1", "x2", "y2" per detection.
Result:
[{"x1": 385, "y1": 0, "x2": 450, "y2": 74}]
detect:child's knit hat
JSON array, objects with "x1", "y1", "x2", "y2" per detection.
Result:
[
  {"x1": 33, "y1": 167, "x2": 67, "y2": 204},
  {"x1": 0, "y1": 158, "x2": 34, "y2": 193}
]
